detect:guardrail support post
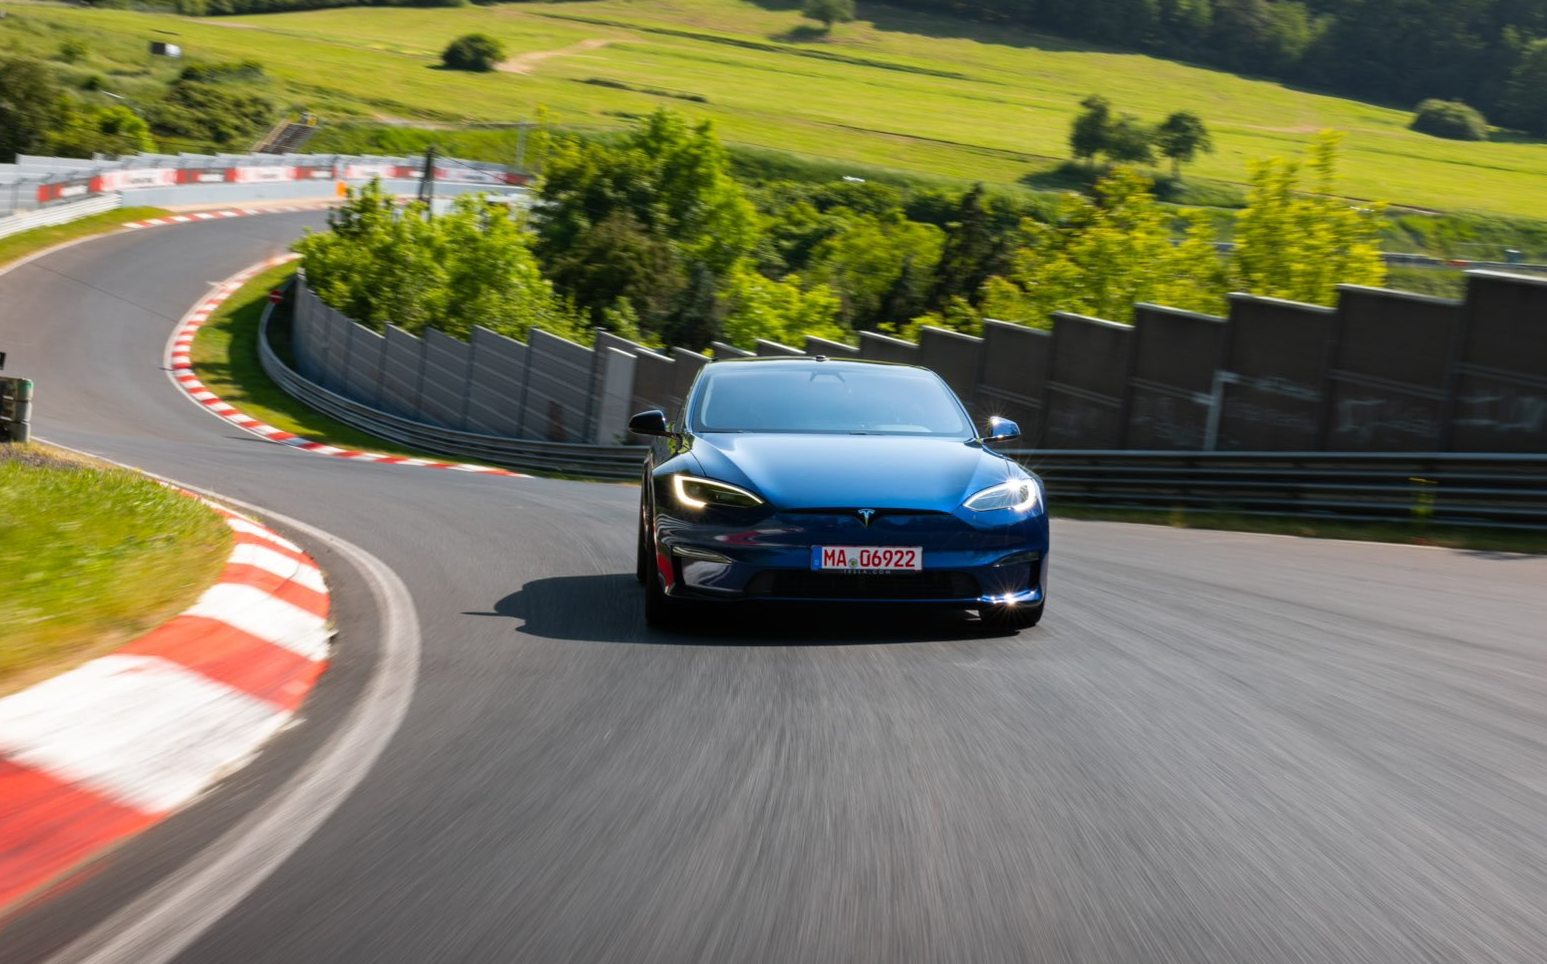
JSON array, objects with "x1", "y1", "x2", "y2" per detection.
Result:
[{"x1": 1, "y1": 377, "x2": 32, "y2": 443}]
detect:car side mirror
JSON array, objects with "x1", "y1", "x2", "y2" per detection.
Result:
[
  {"x1": 982, "y1": 416, "x2": 1020, "y2": 444},
  {"x1": 628, "y1": 409, "x2": 670, "y2": 437}
]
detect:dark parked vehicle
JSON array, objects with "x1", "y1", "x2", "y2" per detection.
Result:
[{"x1": 631, "y1": 356, "x2": 1049, "y2": 630}]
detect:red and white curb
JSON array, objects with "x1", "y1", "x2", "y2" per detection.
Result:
[
  {"x1": 124, "y1": 202, "x2": 335, "y2": 231},
  {"x1": 169, "y1": 258, "x2": 526, "y2": 477},
  {"x1": 0, "y1": 500, "x2": 332, "y2": 911}
]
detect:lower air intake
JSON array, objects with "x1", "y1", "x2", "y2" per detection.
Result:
[{"x1": 744, "y1": 570, "x2": 980, "y2": 600}]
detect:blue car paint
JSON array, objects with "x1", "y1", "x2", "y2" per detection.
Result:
[{"x1": 639, "y1": 358, "x2": 1049, "y2": 609}]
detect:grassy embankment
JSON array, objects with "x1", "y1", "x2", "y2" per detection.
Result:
[
  {"x1": 0, "y1": 207, "x2": 171, "y2": 270},
  {"x1": 189, "y1": 263, "x2": 515, "y2": 467},
  {"x1": 0, "y1": 444, "x2": 232, "y2": 694},
  {"x1": 2, "y1": 0, "x2": 1545, "y2": 228}
]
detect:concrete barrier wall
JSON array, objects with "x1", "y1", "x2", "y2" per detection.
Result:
[
  {"x1": 1451, "y1": 272, "x2": 1547, "y2": 453},
  {"x1": 1125, "y1": 304, "x2": 1228, "y2": 451},
  {"x1": 1326, "y1": 286, "x2": 1461, "y2": 451},
  {"x1": 1215, "y1": 295, "x2": 1336, "y2": 451},
  {"x1": 1042, "y1": 313, "x2": 1133, "y2": 449},
  {"x1": 974, "y1": 321, "x2": 1051, "y2": 445},
  {"x1": 290, "y1": 271, "x2": 1547, "y2": 454}
]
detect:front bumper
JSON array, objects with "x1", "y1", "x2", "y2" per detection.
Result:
[{"x1": 655, "y1": 507, "x2": 1049, "y2": 607}]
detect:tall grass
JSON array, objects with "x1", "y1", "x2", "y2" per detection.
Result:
[{"x1": 0, "y1": 445, "x2": 231, "y2": 691}]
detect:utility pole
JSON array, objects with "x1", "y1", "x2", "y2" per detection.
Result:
[{"x1": 418, "y1": 144, "x2": 437, "y2": 214}]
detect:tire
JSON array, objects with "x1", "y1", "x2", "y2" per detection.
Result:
[
  {"x1": 643, "y1": 541, "x2": 680, "y2": 630},
  {"x1": 635, "y1": 514, "x2": 649, "y2": 585},
  {"x1": 979, "y1": 602, "x2": 1044, "y2": 632}
]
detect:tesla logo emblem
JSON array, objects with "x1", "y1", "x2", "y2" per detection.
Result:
[{"x1": 857, "y1": 509, "x2": 876, "y2": 527}]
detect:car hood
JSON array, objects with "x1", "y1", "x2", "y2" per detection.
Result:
[{"x1": 691, "y1": 433, "x2": 1009, "y2": 510}]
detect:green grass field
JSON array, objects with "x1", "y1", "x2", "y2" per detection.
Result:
[
  {"x1": 0, "y1": 444, "x2": 232, "y2": 692},
  {"x1": 3, "y1": 0, "x2": 1544, "y2": 218}
]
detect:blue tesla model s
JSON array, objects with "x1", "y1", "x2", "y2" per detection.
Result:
[{"x1": 630, "y1": 356, "x2": 1049, "y2": 631}]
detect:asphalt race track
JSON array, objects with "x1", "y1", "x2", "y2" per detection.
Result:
[{"x1": 5, "y1": 214, "x2": 1547, "y2": 963}]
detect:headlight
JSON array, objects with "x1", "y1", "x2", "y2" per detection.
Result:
[
  {"x1": 672, "y1": 474, "x2": 765, "y2": 509},
  {"x1": 963, "y1": 477, "x2": 1040, "y2": 512}
]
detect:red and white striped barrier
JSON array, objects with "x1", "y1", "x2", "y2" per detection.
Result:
[
  {"x1": 169, "y1": 258, "x2": 526, "y2": 477},
  {"x1": 0, "y1": 501, "x2": 332, "y2": 911}
]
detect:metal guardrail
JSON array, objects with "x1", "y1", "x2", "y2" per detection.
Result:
[
  {"x1": 0, "y1": 194, "x2": 121, "y2": 241},
  {"x1": 1009, "y1": 449, "x2": 1547, "y2": 531},
  {"x1": 258, "y1": 292, "x2": 646, "y2": 480}
]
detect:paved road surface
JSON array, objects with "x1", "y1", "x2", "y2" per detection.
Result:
[{"x1": 4, "y1": 216, "x2": 1547, "y2": 963}]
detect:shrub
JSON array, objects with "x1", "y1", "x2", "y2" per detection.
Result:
[
  {"x1": 802, "y1": 0, "x2": 856, "y2": 30},
  {"x1": 1410, "y1": 99, "x2": 1488, "y2": 141},
  {"x1": 178, "y1": 59, "x2": 266, "y2": 84},
  {"x1": 441, "y1": 34, "x2": 506, "y2": 73},
  {"x1": 56, "y1": 39, "x2": 89, "y2": 64}
]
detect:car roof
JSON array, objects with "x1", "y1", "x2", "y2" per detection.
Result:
[{"x1": 702, "y1": 355, "x2": 922, "y2": 372}]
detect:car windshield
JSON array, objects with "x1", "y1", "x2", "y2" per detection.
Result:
[{"x1": 690, "y1": 364, "x2": 973, "y2": 437}]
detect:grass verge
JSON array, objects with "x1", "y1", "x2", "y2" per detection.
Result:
[
  {"x1": 0, "y1": 443, "x2": 233, "y2": 694},
  {"x1": 189, "y1": 263, "x2": 513, "y2": 468},
  {"x1": 0, "y1": 207, "x2": 171, "y2": 271},
  {"x1": 1052, "y1": 505, "x2": 1547, "y2": 555}
]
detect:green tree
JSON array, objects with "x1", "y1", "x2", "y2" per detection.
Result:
[
  {"x1": 928, "y1": 183, "x2": 1017, "y2": 309},
  {"x1": 719, "y1": 264, "x2": 847, "y2": 350},
  {"x1": 1154, "y1": 110, "x2": 1213, "y2": 176},
  {"x1": 536, "y1": 110, "x2": 758, "y2": 341},
  {"x1": 441, "y1": 33, "x2": 506, "y2": 72},
  {"x1": 807, "y1": 212, "x2": 944, "y2": 328},
  {"x1": 801, "y1": 0, "x2": 856, "y2": 30},
  {"x1": 1499, "y1": 38, "x2": 1547, "y2": 137},
  {"x1": 147, "y1": 79, "x2": 273, "y2": 148},
  {"x1": 1069, "y1": 95, "x2": 1111, "y2": 165},
  {"x1": 1069, "y1": 95, "x2": 1155, "y2": 166},
  {"x1": 1230, "y1": 131, "x2": 1386, "y2": 305},
  {"x1": 1102, "y1": 114, "x2": 1155, "y2": 165},
  {"x1": 295, "y1": 181, "x2": 580, "y2": 344},
  {"x1": 979, "y1": 167, "x2": 1226, "y2": 327},
  {"x1": 0, "y1": 58, "x2": 70, "y2": 163},
  {"x1": 543, "y1": 209, "x2": 687, "y2": 332},
  {"x1": 665, "y1": 262, "x2": 723, "y2": 349},
  {"x1": 46, "y1": 104, "x2": 154, "y2": 157}
]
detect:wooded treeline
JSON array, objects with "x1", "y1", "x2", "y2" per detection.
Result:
[{"x1": 894, "y1": 0, "x2": 1547, "y2": 133}]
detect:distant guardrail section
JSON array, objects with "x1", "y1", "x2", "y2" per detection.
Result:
[
  {"x1": 0, "y1": 151, "x2": 528, "y2": 218},
  {"x1": 0, "y1": 194, "x2": 121, "y2": 242}
]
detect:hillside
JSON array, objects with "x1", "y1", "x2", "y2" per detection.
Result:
[{"x1": 1, "y1": 0, "x2": 1544, "y2": 218}]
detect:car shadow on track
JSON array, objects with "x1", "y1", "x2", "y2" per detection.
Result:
[{"x1": 469, "y1": 573, "x2": 1009, "y2": 646}]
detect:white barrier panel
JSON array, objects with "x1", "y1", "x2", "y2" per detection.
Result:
[
  {"x1": 343, "y1": 164, "x2": 396, "y2": 180},
  {"x1": 232, "y1": 166, "x2": 297, "y2": 184},
  {"x1": 101, "y1": 169, "x2": 179, "y2": 191},
  {"x1": 0, "y1": 194, "x2": 122, "y2": 241}
]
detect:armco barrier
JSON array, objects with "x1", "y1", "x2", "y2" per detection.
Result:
[
  {"x1": 1011, "y1": 450, "x2": 1547, "y2": 530},
  {"x1": 0, "y1": 194, "x2": 120, "y2": 241},
  {"x1": 259, "y1": 291, "x2": 645, "y2": 479}
]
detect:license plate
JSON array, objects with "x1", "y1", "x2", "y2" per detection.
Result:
[{"x1": 811, "y1": 546, "x2": 923, "y2": 572}]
